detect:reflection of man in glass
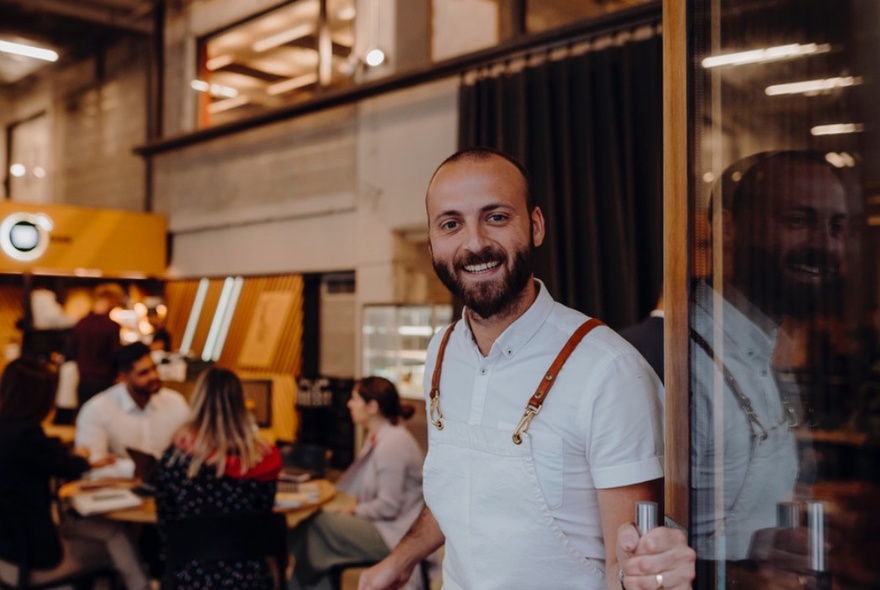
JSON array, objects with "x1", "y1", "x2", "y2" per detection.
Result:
[{"x1": 691, "y1": 151, "x2": 854, "y2": 569}]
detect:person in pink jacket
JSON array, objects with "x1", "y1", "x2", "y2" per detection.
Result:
[{"x1": 289, "y1": 376, "x2": 425, "y2": 590}]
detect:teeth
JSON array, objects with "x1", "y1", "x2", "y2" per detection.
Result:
[
  {"x1": 464, "y1": 261, "x2": 500, "y2": 273},
  {"x1": 793, "y1": 263, "x2": 821, "y2": 275}
]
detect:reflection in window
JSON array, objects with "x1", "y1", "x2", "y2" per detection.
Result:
[
  {"x1": 196, "y1": 0, "x2": 355, "y2": 128},
  {"x1": 688, "y1": 1, "x2": 879, "y2": 588}
]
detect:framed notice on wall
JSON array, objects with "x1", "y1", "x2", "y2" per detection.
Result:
[{"x1": 238, "y1": 291, "x2": 293, "y2": 368}]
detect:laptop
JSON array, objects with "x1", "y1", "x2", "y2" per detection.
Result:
[{"x1": 127, "y1": 447, "x2": 159, "y2": 495}]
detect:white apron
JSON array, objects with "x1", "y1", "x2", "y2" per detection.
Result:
[{"x1": 424, "y1": 319, "x2": 605, "y2": 589}]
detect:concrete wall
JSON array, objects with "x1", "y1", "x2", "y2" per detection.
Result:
[
  {"x1": 155, "y1": 0, "x2": 460, "y2": 378},
  {"x1": 0, "y1": 37, "x2": 149, "y2": 209}
]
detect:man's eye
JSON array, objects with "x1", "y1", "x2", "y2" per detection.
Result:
[
  {"x1": 487, "y1": 214, "x2": 507, "y2": 223},
  {"x1": 440, "y1": 220, "x2": 459, "y2": 230},
  {"x1": 780, "y1": 212, "x2": 809, "y2": 229}
]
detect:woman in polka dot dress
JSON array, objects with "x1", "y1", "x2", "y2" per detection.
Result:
[{"x1": 154, "y1": 367, "x2": 281, "y2": 589}]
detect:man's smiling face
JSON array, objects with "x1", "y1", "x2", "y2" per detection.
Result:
[{"x1": 426, "y1": 154, "x2": 544, "y2": 320}]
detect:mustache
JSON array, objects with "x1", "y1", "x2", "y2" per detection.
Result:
[{"x1": 454, "y1": 247, "x2": 507, "y2": 270}]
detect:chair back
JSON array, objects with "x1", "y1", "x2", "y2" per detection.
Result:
[{"x1": 161, "y1": 511, "x2": 288, "y2": 590}]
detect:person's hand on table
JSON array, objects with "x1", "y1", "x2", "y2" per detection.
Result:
[
  {"x1": 617, "y1": 523, "x2": 695, "y2": 589},
  {"x1": 75, "y1": 446, "x2": 118, "y2": 470},
  {"x1": 89, "y1": 455, "x2": 117, "y2": 469}
]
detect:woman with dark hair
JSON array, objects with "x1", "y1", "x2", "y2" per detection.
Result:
[
  {"x1": 153, "y1": 366, "x2": 282, "y2": 589},
  {"x1": 0, "y1": 358, "x2": 149, "y2": 589},
  {"x1": 289, "y1": 376, "x2": 425, "y2": 590}
]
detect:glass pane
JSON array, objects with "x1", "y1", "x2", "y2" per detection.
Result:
[
  {"x1": 689, "y1": 1, "x2": 879, "y2": 588},
  {"x1": 196, "y1": 0, "x2": 355, "y2": 128}
]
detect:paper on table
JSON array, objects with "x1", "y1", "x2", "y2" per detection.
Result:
[
  {"x1": 70, "y1": 488, "x2": 144, "y2": 516},
  {"x1": 275, "y1": 482, "x2": 321, "y2": 508}
]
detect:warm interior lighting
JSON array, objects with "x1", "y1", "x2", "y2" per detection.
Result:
[
  {"x1": 266, "y1": 73, "x2": 319, "y2": 95},
  {"x1": 766, "y1": 76, "x2": 862, "y2": 96},
  {"x1": 206, "y1": 54, "x2": 234, "y2": 70},
  {"x1": 179, "y1": 278, "x2": 209, "y2": 356},
  {"x1": 825, "y1": 152, "x2": 856, "y2": 168},
  {"x1": 190, "y1": 79, "x2": 239, "y2": 98},
  {"x1": 252, "y1": 23, "x2": 315, "y2": 53},
  {"x1": 811, "y1": 123, "x2": 863, "y2": 136},
  {"x1": 337, "y1": 6, "x2": 356, "y2": 21},
  {"x1": 701, "y1": 43, "x2": 830, "y2": 69},
  {"x1": 207, "y1": 95, "x2": 250, "y2": 114},
  {"x1": 365, "y1": 47, "x2": 386, "y2": 67},
  {"x1": 0, "y1": 39, "x2": 58, "y2": 62}
]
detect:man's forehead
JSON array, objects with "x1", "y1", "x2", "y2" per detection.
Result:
[
  {"x1": 427, "y1": 156, "x2": 528, "y2": 207},
  {"x1": 129, "y1": 356, "x2": 154, "y2": 372}
]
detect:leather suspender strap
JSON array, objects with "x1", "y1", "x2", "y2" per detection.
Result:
[
  {"x1": 429, "y1": 320, "x2": 458, "y2": 430},
  {"x1": 512, "y1": 318, "x2": 604, "y2": 444},
  {"x1": 427, "y1": 317, "x2": 605, "y2": 443}
]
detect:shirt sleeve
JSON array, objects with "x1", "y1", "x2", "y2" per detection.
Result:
[
  {"x1": 75, "y1": 398, "x2": 110, "y2": 459},
  {"x1": 21, "y1": 424, "x2": 90, "y2": 481},
  {"x1": 354, "y1": 432, "x2": 415, "y2": 521},
  {"x1": 583, "y1": 352, "x2": 665, "y2": 489}
]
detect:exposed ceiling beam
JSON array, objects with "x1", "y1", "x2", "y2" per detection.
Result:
[{"x1": 0, "y1": 0, "x2": 154, "y2": 35}]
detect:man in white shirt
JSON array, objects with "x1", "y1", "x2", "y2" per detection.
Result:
[
  {"x1": 75, "y1": 341, "x2": 190, "y2": 480},
  {"x1": 359, "y1": 148, "x2": 694, "y2": 590}
]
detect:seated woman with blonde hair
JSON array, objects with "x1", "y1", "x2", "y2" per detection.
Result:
[{"x1": 153, "y1": 366, "x2": 282, "y2": 589}]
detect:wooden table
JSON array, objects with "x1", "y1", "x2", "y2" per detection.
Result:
[{"x1": 59, "y1": 478, "x2": 336, "y2": 528}]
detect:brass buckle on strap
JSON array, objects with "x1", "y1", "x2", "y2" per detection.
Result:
[
  {"x1": 429, "y1": 390, "x2": 444, "y2": 430},
  {"x1": 512, "y1": 404, "x2": 541, "y2": 445}
]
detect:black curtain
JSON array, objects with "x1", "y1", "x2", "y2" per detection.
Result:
[{"x1": 458, "y1": 32, "x2": 663, "y2": 329}]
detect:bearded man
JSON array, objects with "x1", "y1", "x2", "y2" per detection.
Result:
[
  {"x1": 358, "y1": 148, "x2": 694, "y2": 590},
  {"x1": 75, "y1": 341, "x2": 189, "y2": 479},
  {"x1": 691, "y1": 151, "x2": 855, "y2": 566}
]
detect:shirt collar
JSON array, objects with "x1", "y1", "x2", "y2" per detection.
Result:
[
  {"x1": 457, "y1": 279, "x2": 554, "y2": 360},
  {"x1": 115, "y1": 383, "x2": 153, "y2": 415}
]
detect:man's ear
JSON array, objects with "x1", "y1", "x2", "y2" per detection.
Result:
[{"x1": 530, "y1": 207, "x2": 546, "y2": 248}]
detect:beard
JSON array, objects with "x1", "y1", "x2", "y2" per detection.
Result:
[
  {"x1": 432, "y1": 243, "x2": 534, "y2": 320},
  {"x1": 738, "y1": 245, "x2": 844, "y2": 319}
]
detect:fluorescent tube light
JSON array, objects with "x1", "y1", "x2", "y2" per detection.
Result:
[
  {"x1": 701, "y1": 43, "x2": 830, "y2": 69},
  {"x1": 811, "y1": 123, "x2": 863, "y2": 136},
  {"x1": 766, "y1": 76, "x2": 862, "y2": 96},
  {"x1": 0, "y1": 40, "x2": 58, "y2": 62}
]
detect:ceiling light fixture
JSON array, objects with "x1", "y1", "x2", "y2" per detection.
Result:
[
  {"x1": 206, "y1": 54, "x2": 234, "y2": 70},
  {"x1": 364, "y1": 0, "x2": 386, "y2": 68},
  {"x1": 207, "y1": 95, "x2": 250, "y2": 114},
  {"x1": 252, "y1": 23, "x2": 315, "y2": 53},
  {"x1": 190, "y1": 79, "x2": 239, "y2": 98},
  {"x1": 266, "y1": 73, "x2": 319, "y2": 95},
  {"x1": 0, "y1": 39, "x2": 58, "y2": 62},
  {"x1": 811, "y1": 123, "x2": 863, "y2": 136},
  {"x1": 766, "y1": 76, "x2": 862, "y2": 96},
  {"x1": 701, "y1": 43, "x2": 830, "y2": 69}
]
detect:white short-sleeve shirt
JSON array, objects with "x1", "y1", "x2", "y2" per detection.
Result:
[{"x1": 423, "y1": 281, "x2": 665, "y2": 558}]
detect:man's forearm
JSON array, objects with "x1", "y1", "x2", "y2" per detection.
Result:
[{"x1": 390, "y1": 506, "x2": 445, "y2": 568}]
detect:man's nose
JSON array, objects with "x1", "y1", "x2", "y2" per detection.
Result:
[{"x1": 464, "y1": 224, "x2": 489, "y2": 251}]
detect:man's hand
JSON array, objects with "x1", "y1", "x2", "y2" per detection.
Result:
[
  {"x1": 357, "y1": 556, "x2": 414, "y2": 590},
  {"x1": 617, "y1": 523, "x2": 695, "y2": 589}
]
